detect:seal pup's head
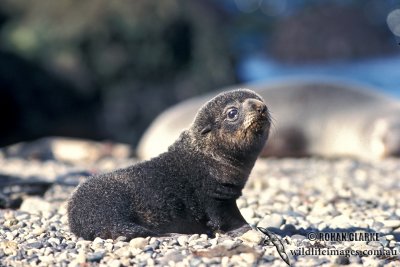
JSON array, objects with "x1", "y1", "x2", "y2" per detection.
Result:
[{"x1": 188, "y1": 89, "x2": 271, "y2": 163}]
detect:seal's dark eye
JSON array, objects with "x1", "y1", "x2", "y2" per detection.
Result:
[{"x1": 227, "y1": 108, "x2": 239, "y2": 120}]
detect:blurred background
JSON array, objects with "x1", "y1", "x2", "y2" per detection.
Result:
[{"x1": 0, "y1": 0, "x2": 399, "y2": 148}]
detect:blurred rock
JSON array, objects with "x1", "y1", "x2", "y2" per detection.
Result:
[
  {"x1": 1, "y1": 137, "x2": 131, "y2": 164},
  {"x1": 20, "y1": 197, "x2": 52, "y2": 213}
]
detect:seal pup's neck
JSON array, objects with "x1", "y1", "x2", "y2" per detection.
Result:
[{"x1": 170, "y1": 131, "x2": 255, "y2": 188}]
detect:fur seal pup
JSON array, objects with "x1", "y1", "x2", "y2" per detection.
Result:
[
  {"x1": 68, "y1": 89, "x2": 270, "y2": 240},
  {"x1": 137, "y1": 80, "x2": 400, "y2": 161}
]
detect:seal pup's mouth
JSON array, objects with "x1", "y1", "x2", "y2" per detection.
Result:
[
  {"x1": 243, "y1": 100, "x2": 271, "y2": 135},
  {"x1": 245, "y1": 115, "x2": 270, "y2": 134}
]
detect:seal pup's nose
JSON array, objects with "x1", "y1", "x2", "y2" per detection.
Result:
[
  {"x1": 256, "y1": 103, "x2": 267, "y2": 114},
  {"x1": 244, "y1": 99, "x2": 267, "y2": 114}
]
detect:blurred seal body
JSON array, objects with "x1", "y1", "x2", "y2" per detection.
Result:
[
  {"x1": 138, "y1": 80, "x2": 400, "y2": 160},
  {"x1": 68, "y1": 89, "x2": 270, "y2": 240}
]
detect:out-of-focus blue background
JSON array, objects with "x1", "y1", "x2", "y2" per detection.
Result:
[
  {"x1": 0, "y1": 0, "x2": 399, "y2": 147},
  {"x1": 240, "y1": 55, "x2": 400, "y2": 98},
  {"x1": 225, "y1": 0, "x2": 400, "y2": 98}
]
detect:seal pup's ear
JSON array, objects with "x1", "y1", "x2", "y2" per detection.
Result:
[{"x1": 200, "y1": 125, "x2": 212, "y2": 135}]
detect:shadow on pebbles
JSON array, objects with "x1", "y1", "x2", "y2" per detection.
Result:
[{"x1": 1, "y1": 154, "x2": 400, "y2": 266}]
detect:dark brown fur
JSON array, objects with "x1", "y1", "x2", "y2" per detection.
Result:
[{"x1": 67, "y1": 89, "x2": 270, "y2": 240}]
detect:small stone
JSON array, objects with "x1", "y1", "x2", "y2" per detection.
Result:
[
  {"x1": 335, "y1": 255, "x2": 350, "y2": 265},
  {"x1": 26, "y1": 242, "x2": 43, "y2": 249},
  {"x1": 247, "y1": 197, "x2": 258, "y2": 205},
  {"x1": 114, "y1": 247, "x2": 132, "y2": 258},
  {"x1": 380, "y1": 227, "x2": 392, "y2": 234},
  {"x1": 27, "y1": 255, "x2": 39, "y2": 264},
  {"x1": 190, "y1": 257, "x2": 202, "y2": 266},
  {"x1": 257, "y1": 214, "x2": 284, "y2": 228},
  {"x1": 109, "y1": 259, "x2": 121, "y2": 267},
  {"x1": 32, "y1": 227, "x2": 46, "y2": 236},
  {"x1": 367, "y1": 241, "x2": 382, "y2": 248},
  {"x1": 146, "y1": 259, "x2": 155, "y2": 265},
  {"x1": 3, "y1": 211, "x2": 15, "y2": 220},
  {"x1": 5, "y1": 232, "x2": 15, "y2": 241},
  {"x1": 168, "y1": 239, "x2": 178, "y2": 246},
  {"x1": 199, "y1": 234, "x2": 208, "y2": 241},
  {"x1": 221, "y1": 256, "x2": 229, "y2": 266},
  {"x1": 76, "y1": 240, "x2": 91, "y2": 249},
  {"x1": 44, "y1": 247, "x2": 53, "y2": 256},
  {"x1": 120, "y1": 258, "x2": 131, "y2": 266},
  {"x1": 297, "y1": 205, "x2": 310, "y2": 215},
  {"x1": 16, "y1": 213, "x2": 29, "y2": 220},
  {"x1": 161, "y1": 249, "x2": 185, "y2": 263},
  {"x1": 241, "y1": 208, "x2": 255, "y2": 221},
  {"x1": 147, "y1": 240, "x2": 160, "y2": 250},
  {"x1": 1, "y1": 241, "x2": 18, "y2": 256},
  {"x1": 240, "y1": 252, "x2": 256, "y2": 264},
  {"x1": 104, "y1": 242, "x2": 114, "y2": 251},
  {"x1": 87, "y1": 251, "x2": 105, "y2": 262},
  {"x1": 48, "y1": 237, "x2": 61, "y2": 246},
  {"x1": 177, "y1": 235, "x2": 189, "y2": 246},
  {"x1": 383, "y1": 220, "x2": 400, "y2": 229},
  {"x1": 76, "y1": 251, "x2": 86, "y2": 263},
  {"x1": 291, "y1": 234, "x2": 306, "y2": 241},
  {"x1": 4, "y1": 219, "x2": 18, "y2": 228},
  {"x1": 230, "y1": 254, "x2": 242, "y2": 263},
  {"x1": 20, "y1": 197, "x2": 52, "y2": 213},
  {"x1": 209, "y1": 237, "x2": 218, "y2": 248},
  {"x1": 331, "y1": 215, "x2": 351, "y2": 228},
  {"x1": 221, "y1": 239, "x2": 239, "y2": 250},
  {"x1": 239, "y1": 230, "x2": 264, "y2": 245},
  {"x1": 192, "y1": 241, "x2": 210, "y2": 249},
  {"x1": 372, "y1": 221, "x2": 384, "y2": 230},
  {"x1": 384, "y1": 235, "x2": 395, "y2": 241},
  {"x1": 237, "y1": 199, "x2": 246, "y2": 209},
  {"x1": 93, "y1": 237, "x2": 104, "y2": 244},
  {"x1": 114, "y1": 240, "x2": 128, "y2": 247},
  {"x1": 361, "y1": 257, "x2": 381, "y2": 266},
  {"x1": 188, "y1": 234, "x2": 199, "y2": 242},
  {"x1": 38, "y1": 255, "x2": 55, "y2": 263},
  {"x1": 65, "y1": 241, "x2": 76, "y2": 249},
  {"x1": 129, "y1": 237, "x2": 148, "y2": 249},
  {"x1": 115, "y1": 236, "x2": 127, "y2": 242}
]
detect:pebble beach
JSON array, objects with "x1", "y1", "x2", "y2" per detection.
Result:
[{"x1": 1, "y1": 152, "x2": 400, "y2": 266}]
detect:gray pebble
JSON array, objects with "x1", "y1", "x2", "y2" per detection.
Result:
[
  {"x1": 335, "y1": 255, "x2": 350, "y2": 265},
  {"x1": 2, "y1": 157, "x2": 400, "y2": 266},
  {"x1": 25, "y1": 242, "x2": 43, "y2": 249},
  {"x1": 129, "y1": 237, "x2": 147, "y2": 249},
  {"x1": 87, "y1": 251, "x2": 105, "y2": 263},
  {"x1": 48, "y1": 237, "x2": 61, "y2": 246},
  {"x1": 189, "y1": 257, "x2": 202, "y2": 266}
]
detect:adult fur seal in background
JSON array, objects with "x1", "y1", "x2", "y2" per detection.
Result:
[
  {"x1": 68, "y1": 89, "x2": 270, "y2": 240},
  {"x1": 138, "y1": 80, "x2": 400, "y2": 161}
]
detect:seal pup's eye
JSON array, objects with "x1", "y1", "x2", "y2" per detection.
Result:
[{"x1": 227, "y1": 108, "x2": 239, "y2": 120}]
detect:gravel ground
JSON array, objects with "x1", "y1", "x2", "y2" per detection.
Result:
[{"x1": 1, "y1": 155, "x2": 400, "y2": 266}]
